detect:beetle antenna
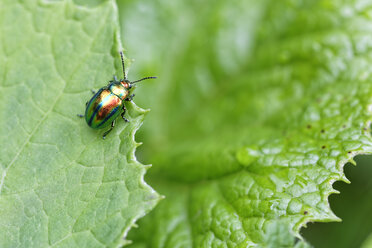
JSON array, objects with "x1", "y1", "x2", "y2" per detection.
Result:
[
  {"x1": 131, "y1": 76, "x2": 157, "y2": 84},
  {"x1": 119, "y1": 51, "x2": 127, "y2": 80}
]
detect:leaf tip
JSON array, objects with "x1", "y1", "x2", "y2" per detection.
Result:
[{"x1": 143, "y1": 164, "x2": 152, "y2": 170}]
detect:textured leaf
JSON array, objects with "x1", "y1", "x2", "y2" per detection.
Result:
[
  {"x1": 0, "y1": 1, "x2": 159, "y2": 247},
  {"x1": 302, "y1": 155, "x2": 372, "y2": 247},
  {"x1": 119, "y1": 0, "x2": 372, "y2": 247}
]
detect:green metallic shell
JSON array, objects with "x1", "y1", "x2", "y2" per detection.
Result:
[{"x1": 85, "y1": 83, "x2": 129, "y2": 129}]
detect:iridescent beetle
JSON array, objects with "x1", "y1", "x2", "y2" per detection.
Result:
[{"x1": 78, "y1": 51, "x2": 156, "y2": 139}]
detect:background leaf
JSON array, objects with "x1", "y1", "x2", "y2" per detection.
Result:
[
  {"x1": 118, "y1": 0, "x2": 372, "y2": 247},
  {"x1": 0, "y1": 0, "x2": 159, "y2": 247},
  {"x1": 361, "y1": 232, "x2": 372, "y2": 248},
  {"x1": 302, "y1": 155, "x2": 372, "y2": 247}
]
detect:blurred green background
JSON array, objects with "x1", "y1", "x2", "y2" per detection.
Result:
[{"x1": 116, "y1": 0, "x2": 372, "y2": 247}]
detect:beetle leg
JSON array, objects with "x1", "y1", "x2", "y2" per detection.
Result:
[
  {"x1": 77, "y1": 114, "x2": 84, "y2": 118},
  {"x1": 121, "y1": 105, "x2": 130, "y2": 122},
  {"x1": 121, "y1": 113, "x2": 129, "y2": 122},
  {"x1": 113, "y1": 75, "x2": 118, "y2": 81},
  {"x1": 91, "y1": 89, "x2": 96, "y2": 95},
  {"x1": 102, "y1": 120, "x2": 115, "y2": 139},
  {"x1": 125, "y1": 94, "x2": 135, "y2": 101}
]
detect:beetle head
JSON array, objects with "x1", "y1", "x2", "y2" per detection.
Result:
[{"x1": 120, "y1": 80, "x2": 131, "y2": 89}]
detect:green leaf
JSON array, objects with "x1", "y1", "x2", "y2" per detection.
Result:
[
  {"x1": 361, "y1": 233, "x2": 372, "y2": 248},
  {"x1": 0, "y1": 1, "x2": 159, "y2": 247},
  {"x1": 119, "y1": 0, "x2": 372, "y2": 247},
  {"x1": 302, "y1": 155, "x2": 372, "y2": 247}
]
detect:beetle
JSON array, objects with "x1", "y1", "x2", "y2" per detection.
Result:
[{"x1": 78, "y1": 51, "x2": 156, "y2": 139}]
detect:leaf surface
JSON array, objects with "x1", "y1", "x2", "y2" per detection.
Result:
[
  {"x1": 0, "y1": 1, "x2": 159, "y2": 247},
  {"x1": 119, "y1": 0, "x2": 372, "y2": 247}
]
